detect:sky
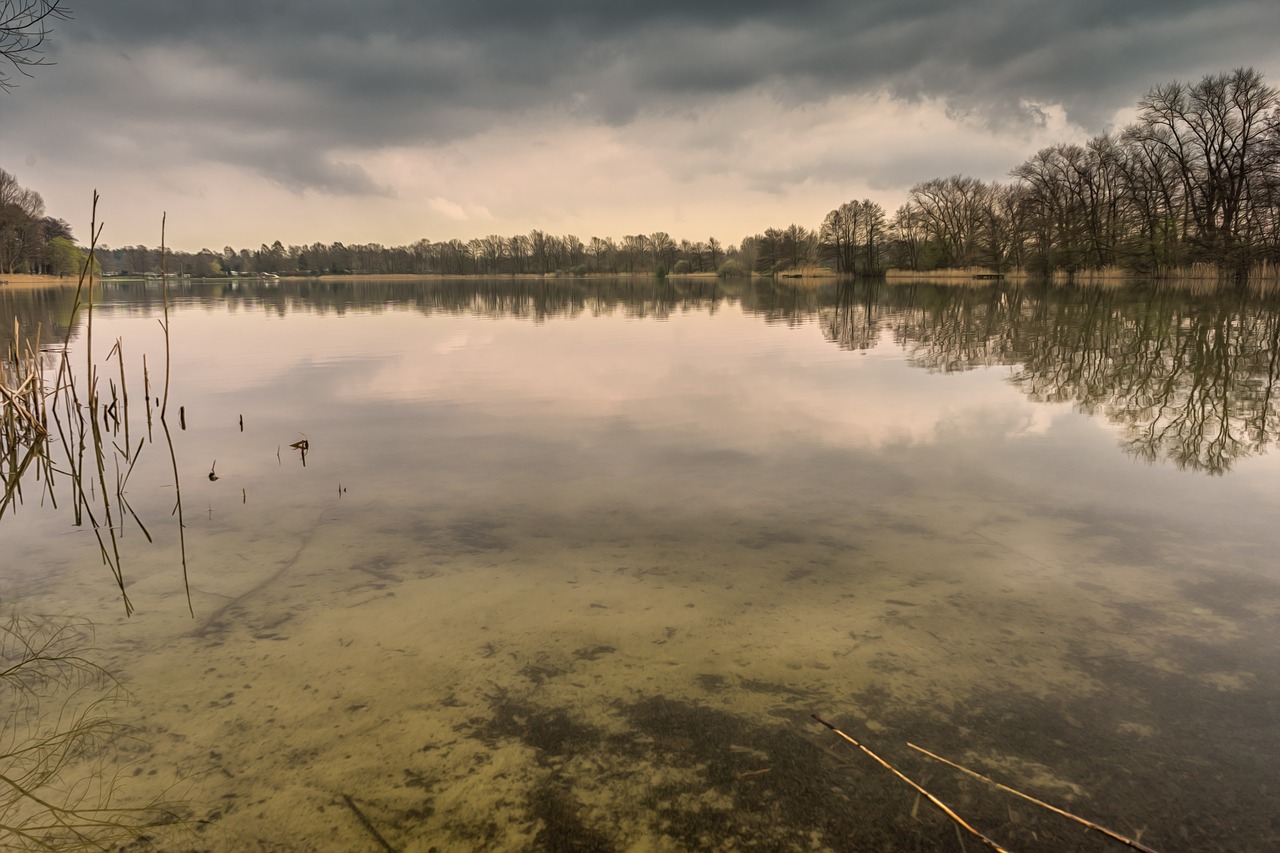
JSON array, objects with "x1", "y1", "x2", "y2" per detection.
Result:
[{"x1": 2, "y1": 0, "x2": 1278, "y2": 253}]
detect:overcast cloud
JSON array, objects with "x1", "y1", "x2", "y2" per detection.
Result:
[{"x1": 1, "y1": 0, "x2": 1277, "y2": 250}]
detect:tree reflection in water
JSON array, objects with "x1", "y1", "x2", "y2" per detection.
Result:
[
  {"x1": 10, "y1": 275, "x2": 1280, "y2": 475},
  {"x1": 822, "y1": 280, "x2": 1280, "y2": 474}
]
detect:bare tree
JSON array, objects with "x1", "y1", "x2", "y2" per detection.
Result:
[
  {"x1": 647, "y1": 231, "x2": 676, "y2": 271},
  {"x1": 908, "y1": 176, "x2": 994, "y2": 268},
  {"x1": 706, "y1": 237, "x2": 722, "y2": 270},
  {"x1": 1, "y1": 0, "x2": 70, "y2": 90},
  {"x1": 1127, "y1": 68, "x2": 1280, "y2": 277},
  {"x1": 820, "y1": 203, "x2": 860, "y2": 273},
  {"x1": 887, "y1": 203, "x2": 927, "y2": 271},
  {"x1": 0, "y1": 166, "x2": 44, "y2": 273}
]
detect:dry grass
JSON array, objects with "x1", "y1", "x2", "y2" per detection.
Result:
[
  {"x1": 1247, "y1": 261, "x2": 1280, "y2": 284},
  {"x1": 886, "y1": 266, "x2": 1138, "y2": 284},
  {"x1": 885, "y1": 266, "x2": 1014, "y2": 281},
  {"x1": 887, "y1": 262, "x2": 1280, "y2": 287},
  {"x1": 776, "y1": 265, "x2": 838, "y2": 279},
  {"x1": 1046, "y1": 266, "x2": 1134, "y2": 283}
]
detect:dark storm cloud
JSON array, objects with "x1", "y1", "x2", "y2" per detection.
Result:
[{"x1": 19, "y1": 0, "x2": 1280, "y2": 195}]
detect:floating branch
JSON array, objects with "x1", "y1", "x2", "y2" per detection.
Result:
[
  {"x1": 908, "y1": 742, "x2": 1164, "y2": 853},
  {"x1": 811, "y1": 715, "x2": 1013, "y2": 853}
]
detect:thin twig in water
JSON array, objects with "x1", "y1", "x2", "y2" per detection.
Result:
[
  {"x1": 908, "y1": 743, "x2": 1164, "y2": 853},
  {"x1": 811, "y1": 715, "x2": 1013, "y2": 853}
]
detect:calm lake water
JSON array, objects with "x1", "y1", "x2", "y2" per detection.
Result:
[{"x1": 2, "y1": 276, "x2": 1280, "y2": 852}]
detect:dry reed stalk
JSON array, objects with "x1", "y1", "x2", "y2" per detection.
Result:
[
  {"x1": 0, "y1": 319, "x2": 46, "y2": 439},
  {"x1": 1157, "y1": 262, "x2": 1242, "y2": 283},
  {"x1": 86, "y1": 389, "x2": 131, "y2": 616},
  {"x1": 908, "y1": 743, "x2": 1164, "y2": 853},
  {"x1": 0, "y1": 441, "x2": 42, "y2": 519},
  {"x1": 160, "y1": 416, "x2": 192, "y2": 617},
  {"x1": 1249, "y1": 260, "x2": 1280, "y2": 284},
  {"x1": 886, "y1": 266, "x2": 1003, "y2": 281},
  {"x1": 109, "y1": 337, "x2": 130, "y2": 455},
  {"x1": 159, "y1": 212, "x2": 171, "y2": 420},
  {"x1": 28, "y1": 321, "x2": 47, "y2": 430},
  {"x1": 85, "y1": 251, "x2": 96, "y2": 411},
  {"x1": 811, "y1": 716, "x2": 1014, "y2": 853},
  {"x1": 0, "y1": 384, "x2": 42, "y2": 436},
  {"x1": 142, "y1": 354, "x2": 152, "y2": 435},
  {"x1": 1047, "y1": 266, "x2": 1135, "y2": 285}
]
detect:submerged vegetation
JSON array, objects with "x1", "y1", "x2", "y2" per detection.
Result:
[{"x1": 0, "y1": 611, "x2": 180, "y2": 849}]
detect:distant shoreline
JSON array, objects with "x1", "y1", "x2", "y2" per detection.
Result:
[
  {"x1": 1, "y1": 271, "x2": 740, "y2": 291},
  {"x1": 0, "y1": 274, "x2": 77, "y2": 291},
  {"x1": 7, "y1": 267, "x2": 1265, "y2": 295}
]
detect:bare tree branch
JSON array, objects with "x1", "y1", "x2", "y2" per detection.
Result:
[{"x1": 0, "y1": 0, "x2": 71, "y2": 91}]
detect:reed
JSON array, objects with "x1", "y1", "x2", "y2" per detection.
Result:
[
  {"x1": 886, "y1": 266, "x2": 1015, "y2": 281},
  {"x1": 1047, "y1": 265, "x2": 1134, "y2": 284},
  {"x1": 1160, "y1": 262, "x2": 1232, "y2": 283},
  {"x1": 1, "y1": 197, "x2": 198, "y2": 846},
  {"x1": 162, "y1": 413, "x2": 193, "y2": 617},
  {"x1": 0, "y1": 196, "x2": 190, "y2": 615},
  {"x1": 885, "y1": 262, "x2": 1280, "y2": 286},
  {"x1": 107, "y1": 338, "x2": 130, "y2": 454},
  {"x1": 159, "y1": 212, "x2": 171, "y2": 420},
  {"x1": 1247, "y1": 260, "x2": 1280, "y2": 286}
]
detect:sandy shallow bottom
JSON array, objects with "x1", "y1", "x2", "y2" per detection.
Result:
[{"x1": 12, "y1": 476, "x2": 1278, "y2": 853}]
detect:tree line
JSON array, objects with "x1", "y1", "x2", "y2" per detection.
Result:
[
  {"x1": 3, "y1": 67, "x2": 1277, "y2": 282},
  {"x1": 751, "y1": 67, "x2": 1280, "y2": 281},
  {"x1": 0, "y1": 167, "x2": 82, "y2": 275},
  {"x1": 87, "y1": 231, "x2": 732, "y2": 280}
]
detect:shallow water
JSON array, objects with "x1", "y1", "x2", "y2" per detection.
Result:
[{"x1": 3, "y1": 277, "x2": 1280, "y2": 851}]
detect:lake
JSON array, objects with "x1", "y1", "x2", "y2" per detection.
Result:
[{"x1": 2, "y1": 276, "x2": 1279, "y2": 852}]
